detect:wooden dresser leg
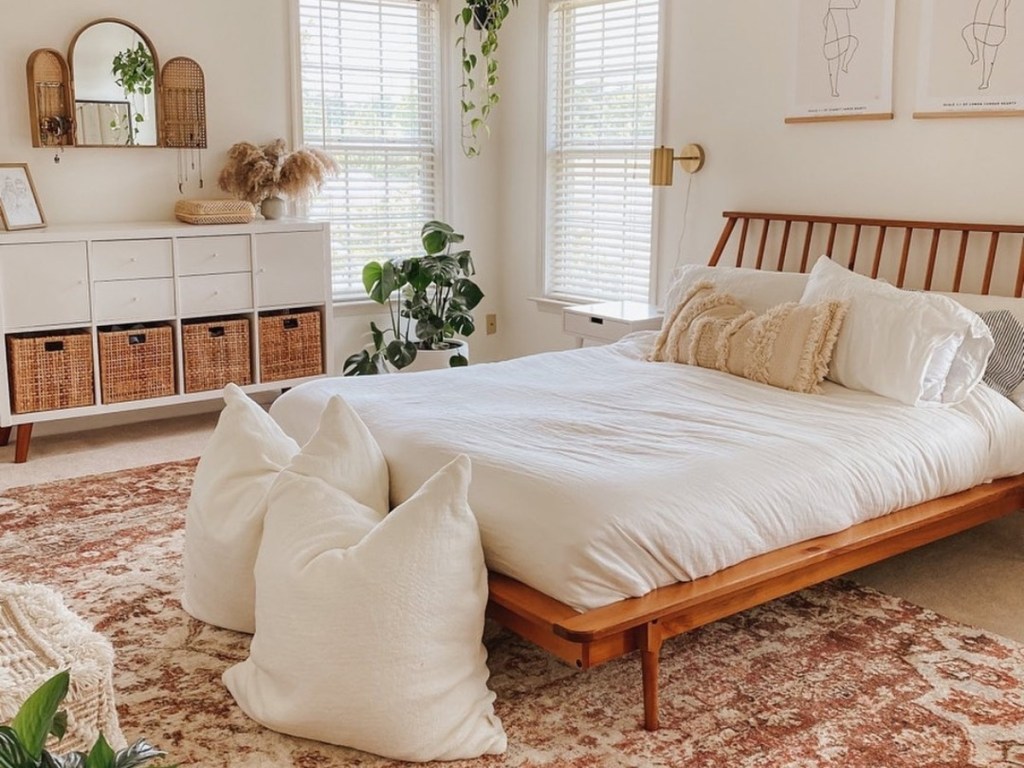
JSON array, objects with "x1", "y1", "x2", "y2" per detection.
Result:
[
  {"x1": 640, "y1": 620, "x2": 663, "y2": 731},
  {"x1": 0, "y1": 426, "x2": 10, "y2": 447},
  {"x1": 14, "y1": 423, "x2": 33, "y2": 464}
]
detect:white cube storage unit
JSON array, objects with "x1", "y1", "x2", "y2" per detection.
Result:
[{"x1": 0, "y1": 220, "x2": 332, "y2": 462}]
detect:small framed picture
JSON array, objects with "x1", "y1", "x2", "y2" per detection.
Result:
[{"x1": 0, "y1": 163, "x2": 46, "y2": 231}]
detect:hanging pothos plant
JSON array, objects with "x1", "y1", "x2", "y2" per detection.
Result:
[
  {"x1": 456, "y1": 0, "x2": 518, "y2": 157},
  {"x1": 110, "y1": 42, "x2": 155, "y2": 145}
]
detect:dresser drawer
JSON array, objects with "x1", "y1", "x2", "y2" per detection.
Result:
[
  {"x1": 177, "y1": 235, "x2": 251, "y2": 275},
  {"x1": 254, "y1": 231, "x2": 326, "y2": 306},
  {"x1": 90, "y1": 239, "x2": 173, "y2": 280},
  {"x1": 563, "y1": 310, "x2": 631, "y2": 342},
  {"x1": 94, "y1": 279, "x2": 175, "y2": 323},
  {"x1": 0, "y1": 242, "x2": 91, "y2": 328},
  {"x1": 179, "y1": 273, "x2": 253, "y2": 315}
]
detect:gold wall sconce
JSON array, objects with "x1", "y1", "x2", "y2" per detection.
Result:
[{"x1": 650, "y1": 143, "x2": 706, "y2": 186}]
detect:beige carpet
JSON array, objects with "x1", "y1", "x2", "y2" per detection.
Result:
[{"x1": 3, "y1": 460, "x2": 1024, "y2": 767}]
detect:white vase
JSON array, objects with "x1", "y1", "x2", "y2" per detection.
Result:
[
  {"x1": 260, "y1": 196, "x2": 286, "y2": 220},
  {"x1": 399, "y1": 340, "x2": 469, "y2": 373}
]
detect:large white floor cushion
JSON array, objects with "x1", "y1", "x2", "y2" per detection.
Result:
[
  {"x1": 0, "y1": 582, "x2": 124, "y2": 752},
  {"x1": 223, "y1": 450, "x2": 506, "y2": 762},
  {"x1": 181, "y1": 384, "x2": 301, "y2": 633}
]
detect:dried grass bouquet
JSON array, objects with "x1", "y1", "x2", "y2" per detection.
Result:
[{"x1": 218, "y1": 139, "x2": 339, "y2": 204}]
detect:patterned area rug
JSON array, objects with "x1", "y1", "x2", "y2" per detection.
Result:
[{"x1": 1, "y1": 461, "x2": 1023, "y2": 767}]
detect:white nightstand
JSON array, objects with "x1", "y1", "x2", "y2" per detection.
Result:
[{"x1": 563, "y1": 301, "x2": 664, "y2": 346}]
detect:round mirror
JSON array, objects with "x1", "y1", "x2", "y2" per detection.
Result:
[{"x1": 69, "y1": 19, "x2": 159, "y2": 147}]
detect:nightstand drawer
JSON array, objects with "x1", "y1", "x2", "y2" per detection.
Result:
[
  {"x1": 563, "y1": 310, "x2": 632, "y2": 342},
  {"x1": 94, "y1": 278, "x2": 175, "y2": 323}
]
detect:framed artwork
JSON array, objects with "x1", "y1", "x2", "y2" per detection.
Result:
[
  {"x1": 915, "y1": 0, "x2": 1024, "y2": 118},
  {"x1": 787, "y1": 0, "x2": 896, "y2": 124},
  {"x1": 0, "y1": 164, "x2": 46, "y2": 231}
]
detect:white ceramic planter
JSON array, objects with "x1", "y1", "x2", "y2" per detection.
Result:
[{"x1": 400, "y1": 340, "x2": 469, "y2": 373}]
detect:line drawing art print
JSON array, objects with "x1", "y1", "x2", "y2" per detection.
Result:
[
  {"x1": 917, "y1": 0, "x2": 1024, "y2": 117},
  {"x1": 788, "y1": 0, "x2": 895, "y2": 123},
  {"x1": 823, "y1": 0, "x2": 861, "y2": 97},
  {"x1": 961, "y1": 0, "x2": 1010, "y2": 90}
]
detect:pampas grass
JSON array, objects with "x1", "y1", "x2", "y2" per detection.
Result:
[{"x1": 218, "y1": 139, "x2": 339, "y2": 204}]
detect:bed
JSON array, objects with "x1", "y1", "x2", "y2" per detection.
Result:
[{"x1": 270, "y1": 211, "x2": 1024, "y2": 730}]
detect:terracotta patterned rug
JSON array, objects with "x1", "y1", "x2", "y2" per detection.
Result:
[{"x1": 1, "y1": 461, "x2": 1023, "y2": 767}]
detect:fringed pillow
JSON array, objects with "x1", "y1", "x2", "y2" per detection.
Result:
[{"x1": 650, "y1": 281, "x2": 848, "y2": 395}]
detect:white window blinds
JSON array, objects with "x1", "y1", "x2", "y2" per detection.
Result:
[
  {"x1": 546, "y1": 0, "x2": 660, "y2": 303},
  {"x1": 297, "y1": 0, "x2": 440, "y2": 301}
]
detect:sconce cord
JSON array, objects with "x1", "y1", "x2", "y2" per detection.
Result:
[{"x1": 673, "y1": 171, "x2": 695, "y2": 271}]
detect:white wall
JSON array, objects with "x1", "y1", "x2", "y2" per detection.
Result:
[
  {"x1": 1, "y1": 0, "x2": 503, "y2": 435},
  {"x1": 494, "y1": 0, "x2": 1024, "y2": 359}
]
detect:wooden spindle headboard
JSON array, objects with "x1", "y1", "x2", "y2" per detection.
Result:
[{"x1": 708, "y1": 211, "x2": 1024, "y2": 298}]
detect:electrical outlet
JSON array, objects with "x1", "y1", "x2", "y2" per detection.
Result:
[{"x1": 486, "y1": 313, "x2": 497, "y2": 335}]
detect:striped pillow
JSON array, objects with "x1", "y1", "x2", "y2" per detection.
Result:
[{"x1": 979, "y1": 310, "x2": 1024, "y2": 397}]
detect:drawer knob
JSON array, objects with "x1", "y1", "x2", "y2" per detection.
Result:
[
  {"x1": 131, "y1": 296, "x2": 138, "y2": 303},
  {"x1": 130, "y1": 256, "x2": 137, "y2": 262},
  {"x1": 214, "y1": 289, "x2": 221, "y2": 296},
  {"x1": 211, "y1": 252, "x2": 218, "y2": 258},
  {"x1": 258, "y1": 267, "x2": 266, "y2": 274}
]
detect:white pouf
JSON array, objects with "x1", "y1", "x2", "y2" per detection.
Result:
[{"x1": 0, "y1": 582, "x2": 124, "y2": 751}]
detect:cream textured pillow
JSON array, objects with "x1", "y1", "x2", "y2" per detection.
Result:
[
  {"x1": 223, "y1": 453, "x2": 507, "y2": 762},
  {"x1": 651, "y1": 281, "x2": 847, "y2": 395},
  {"x1": 181, "y1": 384, "x2": 300, "y2": 633},
  {"x1": 801, "y1": 256, "x2": 994, "y2": 406}
]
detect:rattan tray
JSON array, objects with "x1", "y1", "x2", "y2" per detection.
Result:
[{"x1": 174, "y1": 199, "x2": 256, "y2": 225}]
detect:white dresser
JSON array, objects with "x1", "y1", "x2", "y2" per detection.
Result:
[{"x1": 0, "y1": 220, "x2": 332, "y2": 462}]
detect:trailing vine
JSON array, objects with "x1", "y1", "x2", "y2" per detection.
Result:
[{"x1": 456, "y1": 0, "x2": 518, "y2": 157}]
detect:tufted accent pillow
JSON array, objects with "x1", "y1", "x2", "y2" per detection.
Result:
[{"x1": 650, "y1": 281, "x2": 848, "y2": 395}]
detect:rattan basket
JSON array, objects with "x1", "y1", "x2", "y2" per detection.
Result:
[
  {"x1": 259, "y1": 309, "x2": 324, "y2": 382},
  {"x1": 174, "y1": 199, "x2": 256, "y2": 225},
  {"x1": 182, "y1": 316, "x2": 252, "y2": 393},
  {"x1": 7, "y1": 330, "x2": 94, "y2": 413},
  {"x1": 98, "y1": 325, "x2": 175, "y2": 404}
]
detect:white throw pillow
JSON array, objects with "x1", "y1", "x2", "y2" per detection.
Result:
[
  {"x1": 939, "y1": 292, "x2": 1024, "y2": 407},
  {"x1": 800, "y1": 256, "x2": 994, "y2": 406},
  {"x1": 223, "y1": 454, "x2": 507, "y2": 762},
  {"x1": 663, "y1": 264, "x2": 809, "y2": 323},
  {"x1": 181, "y1": 384, "x2": 300, "y2": 633}
]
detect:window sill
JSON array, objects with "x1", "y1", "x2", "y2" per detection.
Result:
[
  {"x1": 528, "y1": 295, "x2": 596, "y2": 314},
  {"x1": 332, "y1": 299, "x2": 387, "y2": 317}
]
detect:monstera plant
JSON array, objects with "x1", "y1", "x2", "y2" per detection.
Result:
[
  {"x1": 0, "y1": 670, "x2": 170, "y2": 768},
  {"x1": 344, "y1": 220, "x2": 484, "y2": 375}
]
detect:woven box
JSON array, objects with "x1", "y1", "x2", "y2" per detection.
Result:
[
  {"x1": 6, "y1": 330, "x2": 94, "y2": 413},
  {"x1": 258, "y1": 309, "x2": 324, "y2": 382},
  {"x1": 174, "y1": 199, "x2": 256, "y2": 225},
  {"x1": 98, "y1": 325, "x2": 175, "y2": 404},
  {"x1": 182, "y1": 316, "x2": 252, "y2": 393}
]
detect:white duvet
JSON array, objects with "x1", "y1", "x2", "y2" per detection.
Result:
[{"x1": 270, "y1": 334, "x2": 1024, "y2": 612}]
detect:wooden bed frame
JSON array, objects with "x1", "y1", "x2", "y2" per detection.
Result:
[{"x1": 486, "y1": 211, "x2": 1024, "y2": 731}]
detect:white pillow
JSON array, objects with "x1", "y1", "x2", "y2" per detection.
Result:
[
  {"x1": 223, "y1": 453, "x2": 507, "y2": 762},
  {"x1": 938, "y1": 292, "x2": 1024, "y2": 408},
  {"x1": 663, "y1": 264, "x2": 809, "y2": 322},
  {"x1": 181, "y1": 384, "x2": 300, "y2": 633},
  {"x1": 800, "y1": 256, "x2": 993, "y2": 406}
]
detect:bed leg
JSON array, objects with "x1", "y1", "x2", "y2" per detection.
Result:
[{"x1": 639, "y1": 620, "x2": 663, "y2": 731}]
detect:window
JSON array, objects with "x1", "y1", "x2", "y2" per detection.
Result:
[
  {"x1": 297, "y1": 0, "x2": 440, "y2": 301},
  {"x1": 546, "y1": 0, "x2": 660, "y2": 303}
]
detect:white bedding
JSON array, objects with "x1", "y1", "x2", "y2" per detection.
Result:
[{"x1": 270, "y1": 333, "x2": 1024, "y2": 612}]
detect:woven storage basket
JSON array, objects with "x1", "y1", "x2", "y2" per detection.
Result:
[
  {"x1": 174, "y1": 199, "x2": 255, "y2": 225},
  {"x1": 182, "y1": 316, "x2": 252, "y2": 393},
  {"x1": 98, "y1": 325, "x2": 175, "y2": 404},
  {"x1": 259, "y1": 309, "x2": 324, "y2": 382},
  {"x1": 6, "y1": 330, "x2": 94, "y2": 413}
]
